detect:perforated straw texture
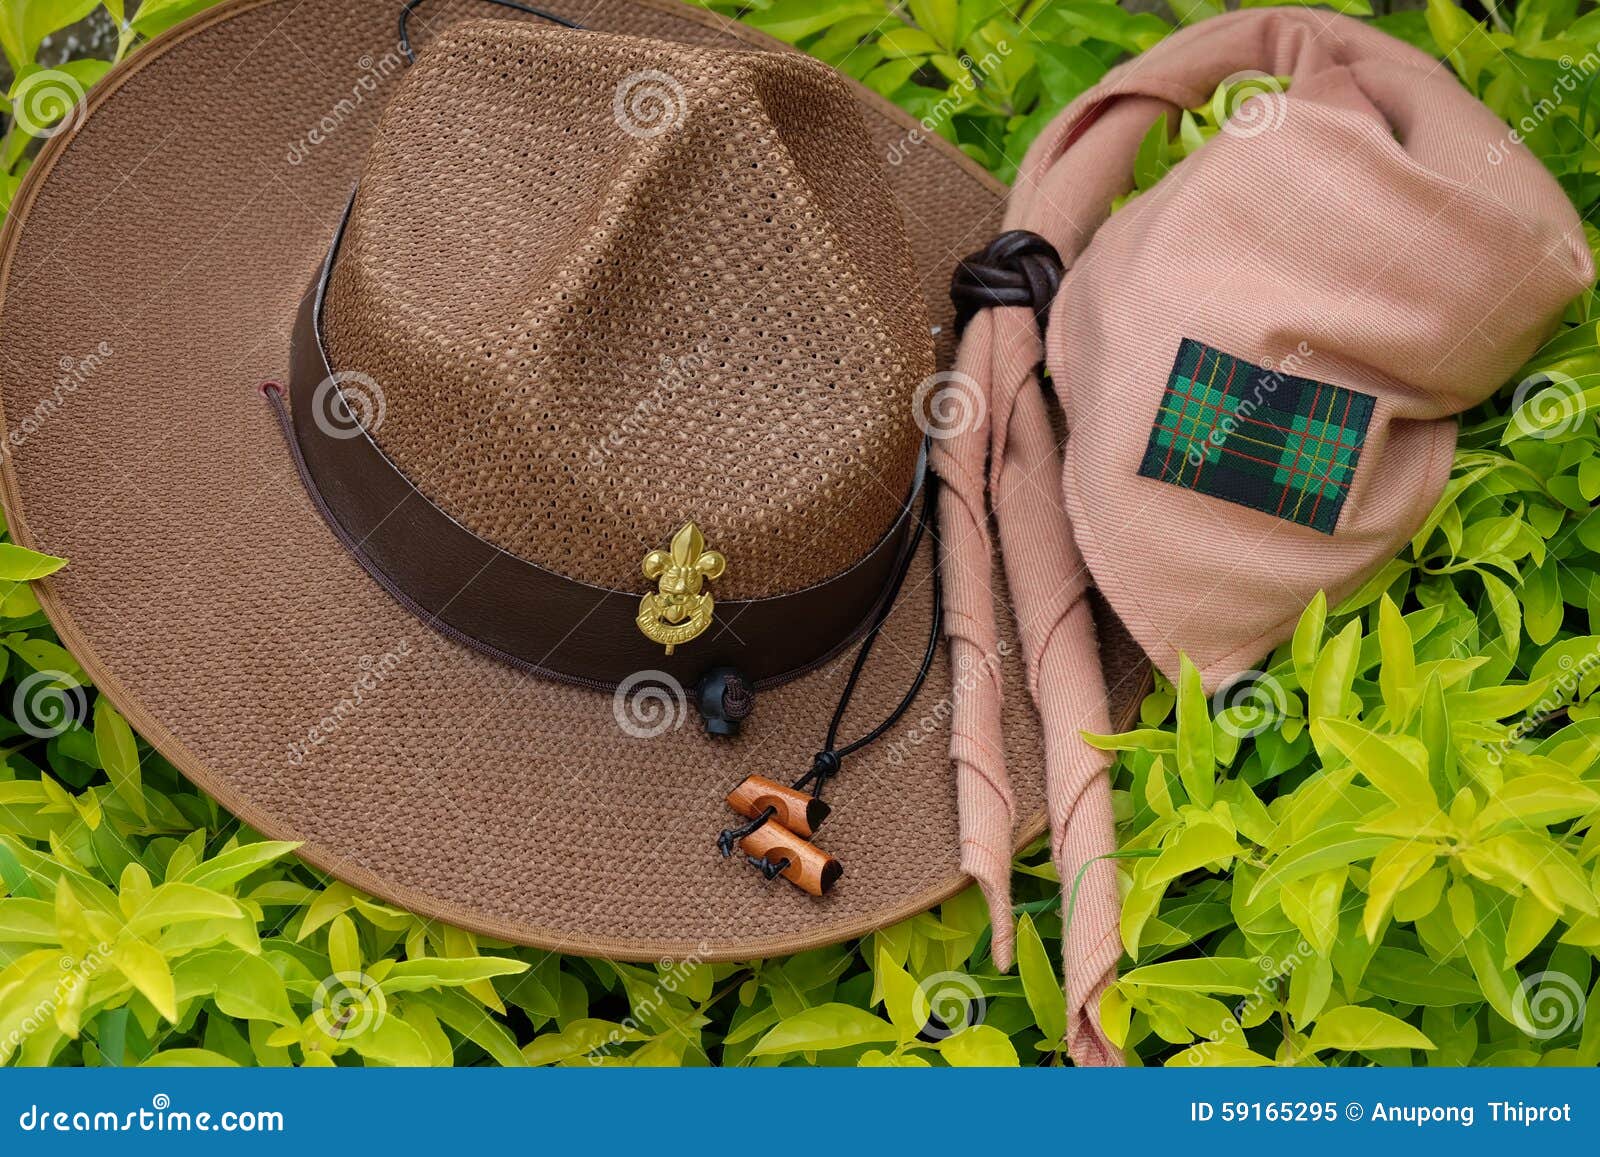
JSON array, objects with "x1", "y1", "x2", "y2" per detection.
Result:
[
  {"x1": 328, "y1": 22, "x2": 934, "y2": 596},
  {"x1": 0, "y1": 0, "x2": 1150, "y2": 959}
]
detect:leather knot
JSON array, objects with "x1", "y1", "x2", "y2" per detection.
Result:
[
  {"x1": 810, "y1": 750, "x2": 842, "y2": 781},
  {"x1": 697, "y1": 667, "x2": 755, "y2": 737},
  {"x1": 950, "y1": 229, "x2": 1064, "y2": 336}
]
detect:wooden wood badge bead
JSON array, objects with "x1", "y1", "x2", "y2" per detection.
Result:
[
  {"x1": 739, "y1": 821, "x2": 842, "y2": 897},
  {"x1": 725, "y1": 775, "x2": 831, "y2": 838}
]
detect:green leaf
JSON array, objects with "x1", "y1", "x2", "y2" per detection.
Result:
[
  {"x1": 113, "y1": 934, "x2": 177, "y2": 1023},
  {"x1": 327, "y1": 913, "x2": 361, "y2": 977},
  {"x1": 1015, "y1": 913, "x2": 1066, "y2": 1045},
  {"x1": 1249, "y1": 823, "x2": 1391, "y2": 903},
  {"x1": 1307, "y1": 1005, "x2": 1435, "y2": 1054},
  {"x1": 381, "y1": 956, "x2": 532, "y2": 992},
  {"x1": 1291, "y1": 590, "x2": 1327, "y2": 688},
  {"x1": 1475, "y1": 774, "x2": 1600, "y2": 830},
  {"x1": 522, "y1": 1018, "x2": 641, "y2": 1065},
  {"x1": 1175, "y1": 655, "x2": 1215, "y2": 806},
  {"x1": 0, "y1": 0, "x2": 101, "y2": 72},
  {"x1": 410, "y1": 988, "x2": 528, "y2": 1067},
  {"x1": 7, "y1": 637, "x2": 85, "y2": 682},
  {"x1": 939, "y1": 1023, "x2": 1019, "y2": 1066},
  {"x1": 1308, "y1": 620, "x2": 1361, "y2": 719},
  {"x1": 874, "y1": 944, "x2": 919, "y2": 1038},
  {"x1": 125, "y1": 883, "x2": 244, "y2": 938},
  {"x1": 1120, "y1": 957, "x2": 1271, "y2": 996},
  {"x1": 345, "y1": 1013, "x2": 434, "y2": 1067},
  {"x1": 745, "y1": 0, "x2": 886, "y2": 43},
  {"x1": 173, "y1": 948, "x2": 295, "y2": 1027},
  {"x1": 1362, "y1": 842, "x2": 1435, "y2": 942},
  {"x1": 93, "y1": 696, "x2": 146, "y2": 822},
  {"x1": 181, "y1": 841, "x2": 302, "y2": 890},
  {"x1": 140, "y1": 1048, "x2": 240, "y2": 1067},
  {"x1": 127, "y1": 0, "x2": 222, "y2": 39},
  {"x1": 1315, "y1": 718, "x2": 1438, "y2": 812},
  {"x1": 1376, "y1": 595, "x2": 1417, "y2": 718},
  {"x1": 0, "y1": 543, "x2": 67, "y2": 581},
  {"x1": 1362, "y1": 949, "x2": 1481, "y2": 1007},
  {"x1": 750, "y1": 1003, "x2": 898, "y2": 1055},
  {"x1": 1149, "y1": 821, "x2": 1237, "y2": 885}
]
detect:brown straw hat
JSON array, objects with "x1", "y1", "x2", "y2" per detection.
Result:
[{"x1": 0, "y1": 0, "x2": 1147, "y2": 959}]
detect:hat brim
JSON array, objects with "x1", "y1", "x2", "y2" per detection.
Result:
[{"x1": 0, "y1": 0, "x2": 1150, "y2": 959}]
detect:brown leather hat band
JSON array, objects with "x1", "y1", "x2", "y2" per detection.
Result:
[{"x1": 275, "y1": 192, "x2": 925, "y2": 691}]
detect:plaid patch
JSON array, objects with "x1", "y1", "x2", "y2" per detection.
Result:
[{"x1": 1137, "y1": 338, "x2": 1374, "y2": 535}]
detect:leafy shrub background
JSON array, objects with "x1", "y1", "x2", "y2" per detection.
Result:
[{"x1": 2, "y1": 0, "x2": 1600, "y2": 1067}]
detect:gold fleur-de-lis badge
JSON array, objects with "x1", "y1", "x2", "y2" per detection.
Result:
[{"x1": 637, "y1": 522, "x2": 726, "y2": 654}]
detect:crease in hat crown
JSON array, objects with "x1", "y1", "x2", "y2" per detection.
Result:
[{"x1": 319, "y1": 19, "x2": 936, "y2": 601}]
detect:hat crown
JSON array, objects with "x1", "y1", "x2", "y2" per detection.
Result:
[{"x1": 320, "y1": 21, "x2": 933, "y2": 599}]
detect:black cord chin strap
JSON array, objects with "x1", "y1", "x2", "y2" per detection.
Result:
[
  {"x1": 717, "y1": 466, "x2": 944, "y2": 874},
  {"x1": 794, "y1": 472, "x2": 943, "y2": 801},
  {"x1": 398, "y1": 0, "x2": 583, "y2": 65}
]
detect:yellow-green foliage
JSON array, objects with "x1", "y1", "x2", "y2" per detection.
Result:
[{"x1": 2, "y1": 0, "x2": 1599, "y2": 1066}]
